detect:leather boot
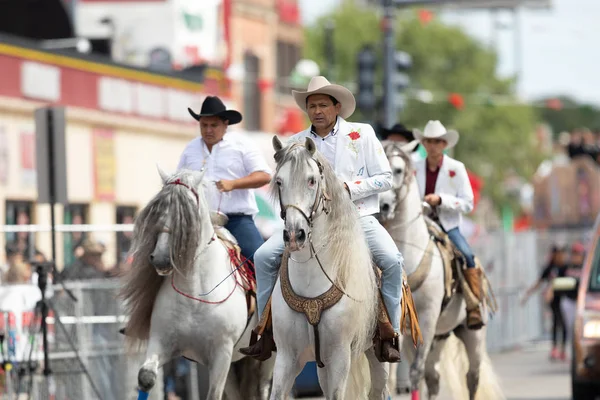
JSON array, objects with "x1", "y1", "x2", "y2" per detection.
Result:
[
  {"x1": 463, "y1": 268, "x2": 484, "y2": 330},
  {"x1": 374, "y1": 320, "x2": 402, "y2": 363},
  {"x1": 239, "y1": 329, "x2": 276, "y2": 361}
]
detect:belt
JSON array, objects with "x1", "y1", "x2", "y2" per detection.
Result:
[{"x1": 226, "y1": 213, "x2": 250, "y2": 217}]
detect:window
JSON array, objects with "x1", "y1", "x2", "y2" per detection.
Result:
[
  {"x1": 5, "y1": 201, "x2": 34, "y2": 258},
  {"x1": 276, "y1": 40, "x2": 301, "y2": 94},
  {"x1": 116, "y1": 206, "x2": 137, "y2": 269},
  {"x1": 63, "y1": 204, "x2": 89, "y2": 268}
]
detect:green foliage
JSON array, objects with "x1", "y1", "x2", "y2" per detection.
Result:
[
  {"x1": 303, "y1": 0, "x2": 543, "y2": 211},
  {"x1": 537, "y1": 95, "x2": 600, "y2": 135}
]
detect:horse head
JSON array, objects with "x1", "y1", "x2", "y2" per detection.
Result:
[
  {"x1": 378, "y1": 140, "x2": 418, "y2": 222},
  {"x1": 272, "y1": 136, "x2": 329, "y2": 251},
  {"x1": 140, "y1": 165, "x2": 207, "y2": 276}
]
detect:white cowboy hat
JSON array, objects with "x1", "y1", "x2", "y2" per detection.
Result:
[
  {"x1": 414, "y1": 120, "x2": 459, "y2": 149},
  {"x1": 292, "y1": 76, "x2": 356, "y2": 119}
]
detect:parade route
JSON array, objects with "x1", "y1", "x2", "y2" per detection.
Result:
[{"x1": 301, "y1": 340, "x2": 572, "y2": 400}]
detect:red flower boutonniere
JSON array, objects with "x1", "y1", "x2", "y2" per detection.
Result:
[
  {"x1": 354, "y1": 180, "x2": 362, "y2": 184},
  {"x1": 449, "y1": 170, "x2": 456, "y2": 178},
  {"x1": 348, "y1": 131, "x2": 361, "y2": 141}
]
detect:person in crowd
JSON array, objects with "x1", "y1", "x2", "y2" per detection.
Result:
[{"x1": 521, "y1": 244, "x2": 569, "y2": 360}]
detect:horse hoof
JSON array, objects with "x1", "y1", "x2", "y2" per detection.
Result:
[
  {"x1": 138, "y1": 368, "x2": 156, "y2": 392},
  {"x1": 411, "y1": 389, "x2": 420, "y2": 400}
]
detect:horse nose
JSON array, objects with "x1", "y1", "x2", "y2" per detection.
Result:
[
  {"x1": 297, "y1": 229, "x2": 306, "y2": 243},
  {"x1": 381, "y1": 203, "x2": 390, "y2": 212},
  {"x1": 283, "y1": 229, "x2": 291, "y2": 243}
]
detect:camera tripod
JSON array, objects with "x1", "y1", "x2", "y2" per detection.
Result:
[{"x1": 14, "y1": 262, "x2": 104, "y2": 400}]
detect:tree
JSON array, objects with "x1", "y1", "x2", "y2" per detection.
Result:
[
  {"x1": 303, "y1": 0, "x2": 543, "y2": 212},
  {"x1": 537, "y1": 95, "x2": 600, "y2": 135}
]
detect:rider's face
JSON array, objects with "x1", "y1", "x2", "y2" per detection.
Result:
[
  {"x1": 199, "y1": 116, "x2": 228, "y2": 147},
  {"x1": 422, "y1": 138, "x2": 447, "y2": 158},
  {"x1": 306, "y1": 94, "x2": 341, "y2": 134}
]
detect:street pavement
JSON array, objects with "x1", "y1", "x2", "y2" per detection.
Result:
[{"x1": 299, "y1": 340, "x2": 572, "y2": 400}]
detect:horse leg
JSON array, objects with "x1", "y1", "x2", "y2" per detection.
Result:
[
  {"x1": 408, "y1": 304, "x2": 440, "y2": 400},
  {"x1": 137, "y1": 335, "x2": 176, "y2": 395},
  {"x1": 269, "y1": 351, "x2": 304, "y2": 400},
  {"x1": 423, "y1": 336, "x2": 448, "y2": 400},
  {"x1": 258, "y1": 358, "x2": 275, "y2": 400},
  {"x1": 387, "y1": 362, "x2": 397, "y2": 396},
  {"x1": 224, "y1": 364, "x2": 243, "y2": 400},
  {"x1": 454, "y1": 326, "x2": 484, "y2": 400},
  {"x1": 322, "y1": 348, "x2": 352, "y2": 400},
  {"x1": 207, "y1": 345, "x2": 235, "y2": 400},
  {"x1": 366, "y1": 347, "x2": 390, "y2": 400}
]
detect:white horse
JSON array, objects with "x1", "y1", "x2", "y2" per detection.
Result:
[
  {"x1": 120, "y1": 167, "x2": 274, "y2": 400},
  {"x1": 378, "y1": 142, "x2": 503, "y2": 400},
  {"x1": 268, "y1": 136, "x2": 388, "y2": 399}
]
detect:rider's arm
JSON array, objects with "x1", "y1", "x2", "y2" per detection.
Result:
[
  {"x1": 344, "y1": 125, "x2": 392, "y2": 200},
  {"x1": 232, "y1": 139, "x2": 272, "y2": 189},
  {"x1": 231, "y1": 171, "x2": 271, "y2": 190},
  {"x1": 437, "y1": 162, "x2": 473, "y2": 214}
]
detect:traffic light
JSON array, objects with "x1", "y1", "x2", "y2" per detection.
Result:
[
  {"x1": 393, "y1": 50, "x2": 412, "y2": 114},
  {"x1": 356, "y1": 45, "x2": 377, "y2": 114},
  {"x1": 394, "y1": 50, "x2": 411, "y2": 92}
]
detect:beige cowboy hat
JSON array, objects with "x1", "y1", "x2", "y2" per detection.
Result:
[
  {"x1": 414, "y1": 120, "x2": 459, "y2": 149},
  {"x1": 292, "y1": 76, "x2": 356, "y2": 119}
]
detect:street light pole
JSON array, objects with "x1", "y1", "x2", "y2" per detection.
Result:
[{"x1": 382, "y1": 0, "x2": 396, "y2": 129}]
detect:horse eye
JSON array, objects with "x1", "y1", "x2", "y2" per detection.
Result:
[
  {"x1": 394, "y1": 168, "x2": 403, "y2": 174},
  {"x1": 308, "y1": 177, "x2": 316, "y2": 187},
  {"x1": 276, "y1": 178, "x2": 282, "y2": 187}
]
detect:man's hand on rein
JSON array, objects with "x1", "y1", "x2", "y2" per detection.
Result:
[{"x1": 216, "y1": 180, "x2": 236, "y2": 192}]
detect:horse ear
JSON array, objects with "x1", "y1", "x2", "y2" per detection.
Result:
[
  {"x1": 156, "y1": 164, "x2": 170, "y2": 183},
  {"x1": 401, "y1": 139, "x2": 419, "y2": 154},
  {"x1": 272, "y1": 136, "x2": 283, "y2": 152},
  {"x1": 191, "y1": 169, "x2": 206, "y2": 188},
  {"x1": 305, "y1": 137, "x2": 316, "y2": 156}
]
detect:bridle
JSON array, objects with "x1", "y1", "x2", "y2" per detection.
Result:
[
  {"x1": 167, "y1": 178, "x2": 200, "y2": 205},
  {"x1": 275, "y1": 147, "x2": 363, "y2": 302},
  {"x1": 382, "y1": 144, "x2": 422, "y2": 229},
  {"x1": 277, "y1": 146, "x2": 331, "y2": 226}
]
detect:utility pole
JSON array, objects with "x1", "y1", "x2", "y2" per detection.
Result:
[
  {"x1": 324, "y1": 20, "x2": 336, "y2": 82},
  {"x1": 382, "y1": 0, "x2": 396, "y2": 129}
]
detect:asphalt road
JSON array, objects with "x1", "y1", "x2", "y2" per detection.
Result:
[{"x1": 299, "y1": 340, "x2": 572, "y2": 400}]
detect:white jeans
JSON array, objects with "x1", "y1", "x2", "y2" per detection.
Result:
[{"x1": 254, "y1": 215, "x2": 404, "y2": 331}]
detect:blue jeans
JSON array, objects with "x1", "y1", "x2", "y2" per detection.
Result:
[
  {"x1": 446, "y1": 227, "x2": 476, "y2": 268},
  {"x1": 225, "y1": 214, "x2": 265, "y2": 268},
  {"x1": 254, "y1": 215, "x2": 403, "y2": 331}
]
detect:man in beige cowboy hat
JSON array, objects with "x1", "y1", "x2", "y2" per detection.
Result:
[
  {"x1": 240, "y1": 76, "x2": 405, "y2": 362},
  {"x1": 413, "y1": 120, "x2": 484, "y2": 329}
]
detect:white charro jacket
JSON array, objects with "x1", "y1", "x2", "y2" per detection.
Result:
[
  {"x1": 414, "y1": 155, "x2": 474, "y2": 231},
  {"x1": 287, "y1": 117, "x2": 392, "y2": 217}
]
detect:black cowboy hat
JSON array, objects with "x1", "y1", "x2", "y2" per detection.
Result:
[
  {"x1": 188, "y1": 96, "x2": 242, "y2": 125},
  {"x1": 380, "y1": 123, "x2": 415, "y2": 141}
]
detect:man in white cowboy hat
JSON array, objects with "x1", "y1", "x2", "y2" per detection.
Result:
[
  {"x1": 413, "y1": 120, "x2": 484, "y2": 329},
  {"x1": 178, "y1": 96, "x2": 272, "y2": 267},
  {"x1": 240, "y1": 76, "x2": 405, "y2": 363}
]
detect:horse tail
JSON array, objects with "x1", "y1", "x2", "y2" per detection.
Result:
[
  {"x1": 439, "y1": 330, "x2": 505, "y2": 400},
  {"x1": 344, "y1": 353, "x2": 371, "y2": 399}
]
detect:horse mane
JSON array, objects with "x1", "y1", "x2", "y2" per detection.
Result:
[
  {"x1": 119, "y1": 169, "x2": 209, "y2": 348},
  {"x1": 271, "y1": 141, "x2": 378, "y2": 352}
]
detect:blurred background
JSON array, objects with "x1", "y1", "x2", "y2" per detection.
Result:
[{"x1": 0, "y1": 0, "x2": 599, "y2": 399}]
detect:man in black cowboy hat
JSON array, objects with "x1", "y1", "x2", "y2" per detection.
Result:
[
  {"x1": 178, "y1": 96, "x2": 272, "y2": 266},
  {"x1": 380, "y1": 123, "x2": 422, "y2": 163}
]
